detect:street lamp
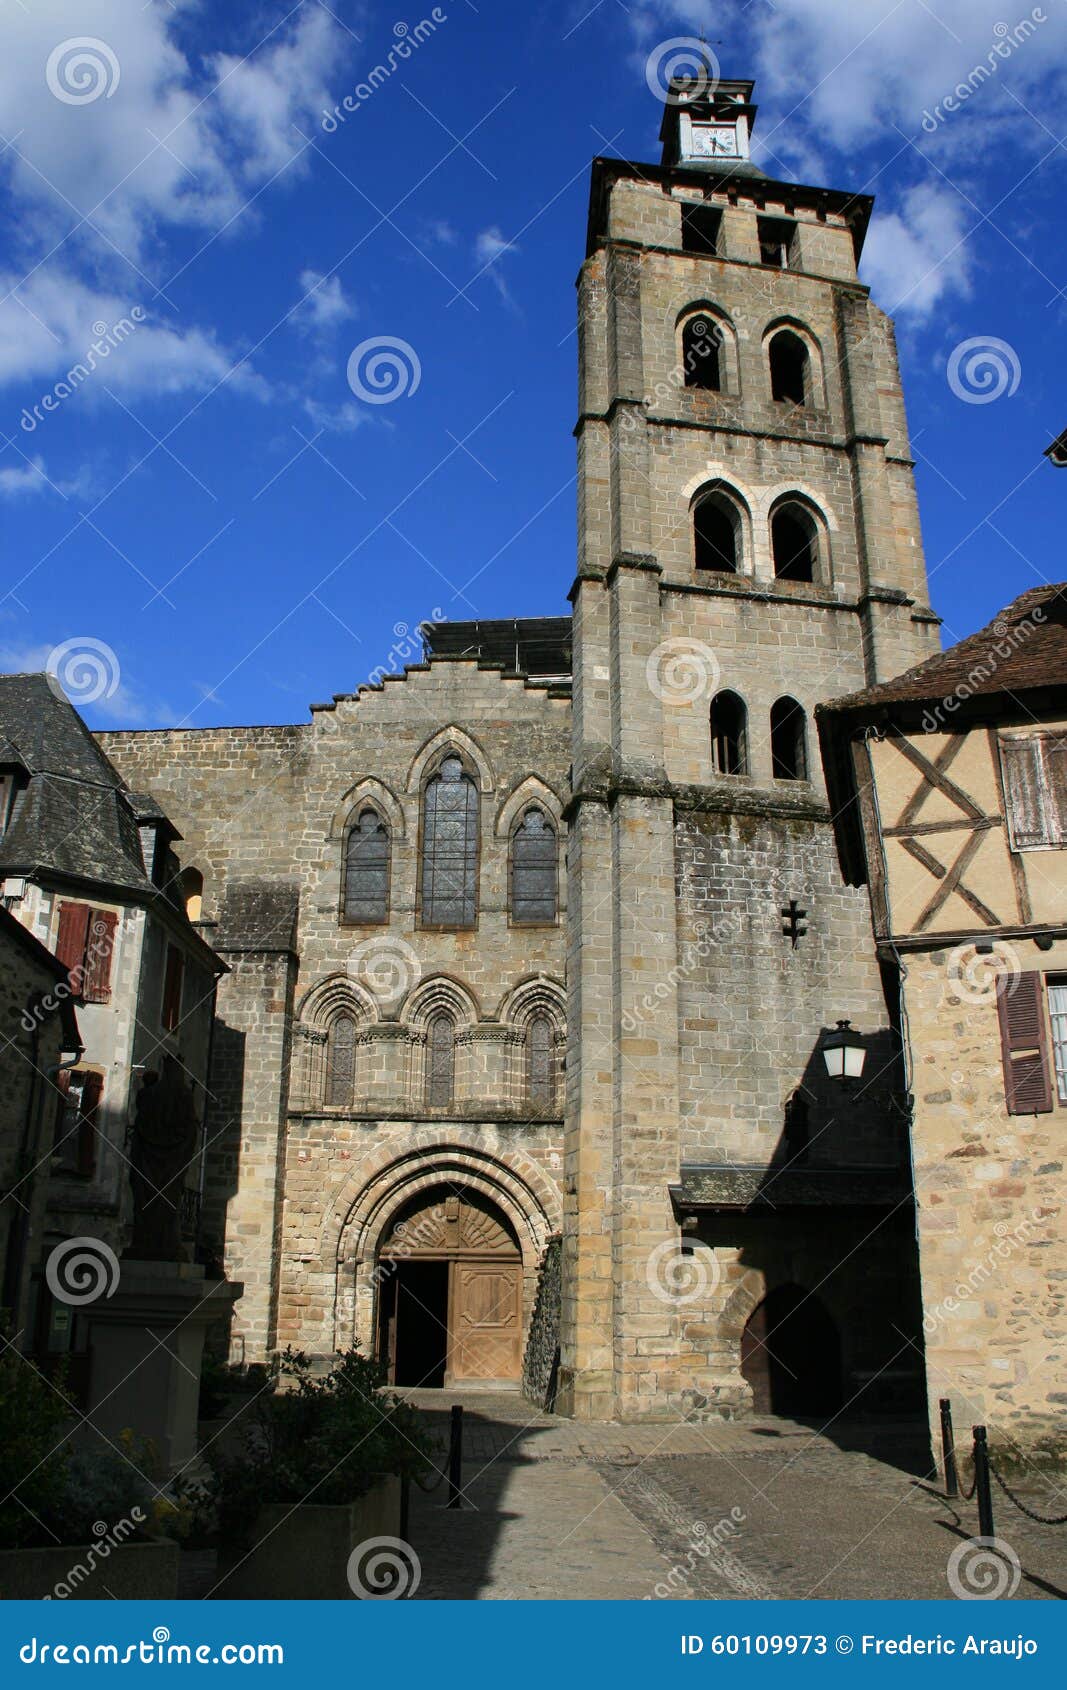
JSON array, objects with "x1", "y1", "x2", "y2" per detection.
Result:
[{"x1": 822, "y1": 1019, "x2": 866, "y2": 1081}]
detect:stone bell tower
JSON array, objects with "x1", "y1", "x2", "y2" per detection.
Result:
[{"x1": 558, "y1": 68, "x2": 939, "y2": 1421}]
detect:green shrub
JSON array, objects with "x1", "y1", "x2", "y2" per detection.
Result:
[
  {"x1": 213, "y1": 1348, "x2": 434, "y2": 1545},
  {"x1": 0, "y1": 1339, "x2": 72, "y2": 1549}
]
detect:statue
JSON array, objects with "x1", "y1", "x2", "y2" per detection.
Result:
[{"x1": 127, "y1": 1055, "x2": 200, "y2": 1262}]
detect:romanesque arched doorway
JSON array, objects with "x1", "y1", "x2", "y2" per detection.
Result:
[
  {"x1": 740, "y1": 1283, "x2": 842, "y2": 1418},
  {"x1": 375, "y1": 1184, "x2": 523, "y2": 1388}
]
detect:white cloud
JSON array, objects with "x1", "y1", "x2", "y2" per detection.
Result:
[
  {"x1": 0, "y1": 458, "x2": 52, "y2": 498},
  {"x1": 0, "y1": 268, "x2": 268, "y2": 400},
  {"x1": 0, "y1": 1, "x2": 356, "y2": 265},
  {"x1": 0, "y1": 637, "x2": 169, "y2": 725},
  {"x1": 474, "y1": 226, "x2": 520, "y2": 304},
  {"x1": 293, "y1": 270, "x2": 357, "y2": 334},
  {"x1": 860, "y1": 182, "x2": 974, "y2": 318},
  {"x1": 301, "y1": 395, "x2": 369, "y2": 433}
]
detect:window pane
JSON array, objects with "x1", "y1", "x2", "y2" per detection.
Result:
[
  {"x1": 426, "y1": 1014, "x2": 455, "y2": 1107},
  {"x1": 326, "y1": 1015, "x2": 356, "y2": 1107},
  {"x1": 423, "y1": 757, "x2": 478, "y2": 926},
  {"x1": 527, "y1": 1015, "x2": 555, "y2": 1106},
  {"x1": 345, "y1": 809, "x2": 389, "y2": 922},
  {"x1": 512, "y1": 808, "x2": 557, "y2": 924},
  {"x1": 1048, "y1": 983, "x2": 1067, "y2": 1104}
]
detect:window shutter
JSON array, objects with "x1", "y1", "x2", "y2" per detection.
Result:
[
  {"x1": 161, "y1": 945, "x2": 185, "y2": 1031},
  {"x1": 54, "y1": 902, "x2": 90, "y2": 996},
  {"x1": 1000, "y1": 739, "x2": 1048, "y2": 848},
  {"x1": 77, "y1": 1072, "x2": 103, "y2": 1177},
  {"x1": 1046, "y1": 736, "x2": 1067, "y2": 844},
  {"x1": 997, "y1": 972, "x2": 1052, "y2": 1114},
  {"x1": 82, "y1": 910, "x2": 117, "y2": 1004}
]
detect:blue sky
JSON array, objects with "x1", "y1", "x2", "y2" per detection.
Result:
[{"x1": 0, "y1": 0, "x2": 1065, "y2": 729}]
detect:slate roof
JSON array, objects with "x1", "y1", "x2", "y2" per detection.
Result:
[{"x1": 0, "y1": 673, "x2": 154, "y2": 893}]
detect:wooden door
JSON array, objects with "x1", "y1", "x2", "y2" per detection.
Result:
[{"x1": 448, "y1": 1261, "x2": 522, "y2": 1382}]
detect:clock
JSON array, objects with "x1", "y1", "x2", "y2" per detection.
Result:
[{"x1": 689, "y1": 123, "x2": 739, "y2": 159}]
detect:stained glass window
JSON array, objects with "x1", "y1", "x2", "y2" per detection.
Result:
[
  {"x1": 426, "y1": 1014, "x2": 455, "y2": 1107},
  {"x1": 527, "y1": 1014, "x2": 555, "y2": 1107},
  {"x1": 344, "y1": 809, "x2": 389, "y2": 923},
  {"x1": 422, "y1": 757, "x2": 478, "y2": 927},
  {"x1": 511, "y1": 807, "x2": 557, "y2": 925},
  {"x1": 326, "y1": 1014, "x2": 356, "y2": 1107}
]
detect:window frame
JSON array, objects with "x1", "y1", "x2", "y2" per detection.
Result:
[
  {"x1": 710, "y1": 690, "x2": 749, "y2": 777},
  {"x1": 525, "y1": 1013, "x2": 557, "y2": 1110},
  {"x1": 509, "y1": 806, "x2": 559, "y2": 929},
  {"x1": 424, "y1": 1012, "x2": 456, "y2": 1108},
  {"x1": 341, "y1": 805, "x2": 392, "y2": 926},
  {"x1": 770, "y1": 696, "x2": 808, "y2": 782},
  {"x1": 1047, "y1": 977, "x2": 1067, "y2": 1105},
  {"x1": 325, "y1": 1011, "x2": 358, "y2": 1109},
  {"x1": 417, "y1": 754, "x2": 481, "y2": 930}
]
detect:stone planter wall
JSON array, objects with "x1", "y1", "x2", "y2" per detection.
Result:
[
  {"x1": 0, "y1": 1541, "x2": 179, "y2": 1600},
  {"x1": 214, "y1": 1475, "x2": 401, "y2": 1599}
]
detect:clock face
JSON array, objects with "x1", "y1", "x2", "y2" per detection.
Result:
[{"x1": 689, "y1": 123, "x2": 739, "y2": 159}]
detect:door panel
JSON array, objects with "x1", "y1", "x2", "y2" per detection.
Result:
[{"x1": 448, "y1": 1263, "x2": 521, "y2": 1381}]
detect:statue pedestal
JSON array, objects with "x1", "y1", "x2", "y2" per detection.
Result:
[{"x1": 84, "y1": 1262, "x2": 242, "y2": 1472}]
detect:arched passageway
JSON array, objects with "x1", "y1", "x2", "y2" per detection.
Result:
[
  {"x1": 740, "y1": 1283, "x2": 843, "y2": 1417},
  {"x1": 375, "y1": 1184, "x2": 523, "y2": 1388}
]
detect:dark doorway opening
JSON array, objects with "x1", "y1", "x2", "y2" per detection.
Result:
[
  {"x1": 384, "y1": 1261, "x2": 450, "y2": 1387},
  {"x1": 741, "y1": 1283, "x2": 842, "y2": 1417}
]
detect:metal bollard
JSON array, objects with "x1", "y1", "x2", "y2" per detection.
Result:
[
  {"x1": 447, "y1": 1403, "x2": 463, "y2": 1509},
  {"x1": 972, "y1": 1425, "x2": 995, "y2": 1539},
  {"x1": 939, "y1": 1398, "x2": 959, "y2": 1499}
]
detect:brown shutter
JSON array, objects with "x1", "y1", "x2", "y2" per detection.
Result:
[
  {"x1": 76, "y1": 1071, "x2": 102, "y2": 1177},
  {"x1": 161, "y1": 945, "x2": 184, "y2": 1031},
  {"x1": 1000, "y1": 738, "x2": 1048, "y2": 848},
  {"x1": 1046, "y1": 736, "x2": 1067, "y2": 845},
  {"x1": 82, "y1": 910, "x2": 117, "y2": 1004},
  {"x1": 54, "y1": 902, "x2": 90, "y2": 996},
  {"x1": 997, "y1": 972, "x2": 1053, "y2": 1114}
]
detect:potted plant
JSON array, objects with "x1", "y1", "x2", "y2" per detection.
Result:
[
  {"x1": 212, "y1": 1348, "x2": 433, "y2": 1599},
  {"x1": 0, "y1": 1341, "x2": 182, "y2": 1599}
]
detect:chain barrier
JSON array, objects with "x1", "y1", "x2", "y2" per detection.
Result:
[{"x1": 988, "y1": 1458, "x2": 1067, "y2": 1526}]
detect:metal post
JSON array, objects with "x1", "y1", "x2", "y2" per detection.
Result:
[
  {"x1": 939, "y1": 1398, "x2": 959, "y2": 1498},
  {"x1": 973, "y1": 1425, "x2": 995, "y2": 1538},
  {"x1": 399, "y1": 1472, "x2": 410, "y2": 1540},
  {"x1": 447, "y1": 1403, "x2": 463, "y2": 1509}
]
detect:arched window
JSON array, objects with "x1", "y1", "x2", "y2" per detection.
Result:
[
  {"x1": 526, "y1": 1015, "x2": 556, "y2": 1108},
  {"x1": 180, "y1": 867, "x2": 203, "y2": 922},
  {"x1": 769, "y1": 329, "x2": 809, "y2": 405},
  {"x1": 771, "y1": 503, "x2": 819, "y2": 582},
  {"x1": 711, "y1": 690, "x2": 748, "y2": 776},
  {"x1": 421, "y1": 755, "x2": 478, "y2": 927},
  {"x1": 770, "y1": 697, "x2": 807, "y2": 781},
  {"x1": 511, "y1": 807, "x2": 558, "y2": 925},
  {"x1": 344, "y1": 808, "x2": 389, "y2": 923},
  {"x1": 425, "y1": 1013, "x2": 455, "y2": 1107},
  {"x1": 326, "y1": 1014, "x2": 357, "y2": 1108},
  {"x1": 693, "y1": 492, "x2": 740, "y2": 573},
  {"x1": 681, "y1": 314, "x2": 722, "y2": 392}
]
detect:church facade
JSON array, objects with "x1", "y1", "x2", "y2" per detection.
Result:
[{"x1": 98, "y1": 74, "x2": 947, "y2": 1423}]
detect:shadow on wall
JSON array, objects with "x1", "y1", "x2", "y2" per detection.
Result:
[{"x1": 198, "y1": 1017, "x2": 245, "y2": 1363}]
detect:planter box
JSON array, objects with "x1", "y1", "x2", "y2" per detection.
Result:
[
  {"x1": 0, "y1": 1541, "x2": 179, "y2": 1600},
  {"x1": 215, "y1": 1476, "x2": 401, "y2": 1599}
]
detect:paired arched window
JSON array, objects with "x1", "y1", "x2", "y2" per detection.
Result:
[
  {"x1": 526, "y1": 1014, "x2": 556, "y2": 1108},
  {"x1": 511, "y1": 807, "x2": 558, "y2": 926},
  {"x1": 425, "y1": 1013, "x2": 456, "y2": 1107},
  {"x1": 768, "y1": 329, "x2": 809, "y2": 405},
  {"x1": 694, "y1": 491, "x2": 741, "y2": 573},
  {"x1": 770, "y1": 697, "x2": 808, "y2": 781},
  {"x1": 681, "y1": 314, "x2": 722, "y2": 392},
  {"x1": 711, "y1": 690, "x2": 748, "y2": 776},
  {"x1": 325, "y1": 1013, "x2": 357, "y2": 1108},
  {"x1": 344, "y1": 808, "x2": 389, "y2": 923},
  {"x1": 771, "y1": 502, "x2": 819, "y2": 582},
  {"x1": 421, "y1": 755, "x2": 479, "y2": 927}
]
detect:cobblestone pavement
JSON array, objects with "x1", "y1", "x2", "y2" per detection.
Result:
[{"x1": 401, "y1": 1390, "x2": 1067, "y2": 1602}]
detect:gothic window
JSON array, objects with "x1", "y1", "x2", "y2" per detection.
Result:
[
  {"x1": 425, "y1": 1014, "x2": 455, "y2": 1107},
  {"x1": 694, "y1": 492, "x2": 740, "y2": 573},
  {"x1": 326, "y1": 1014, "x2": 357, "y2": 1108},
  {"x1": 769, "y1": 330, "x2": 809, "y2": 405},
  {"x1": 511, "y1": 807, "x2": 558, "y2": 925},
  {"x1": 344, "y1": 808, "x2": 390, "y2": 923},
  {"x1": 526, "y1": 1015, "x2": 556, "y2": 1108},
  {"x1": 770, "y1": 697, "x2": 808, "y2": 781},
  {"x1": 421, "y1": 756, "x2": 479, "y2": 927},
  {"x1": 711, "y1": 691, "x2": 748, "y2": 776},
  {"x1": 682, "y1": 315, "x2": 722, "y2": 391},
  {"x1": 771, "y1": 503, "x2": 819, "y2": 582}
]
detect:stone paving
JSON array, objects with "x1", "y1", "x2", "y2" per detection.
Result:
[{"x1": 401, "y1": 1390, "x2": 1067, "y2": 1602}]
